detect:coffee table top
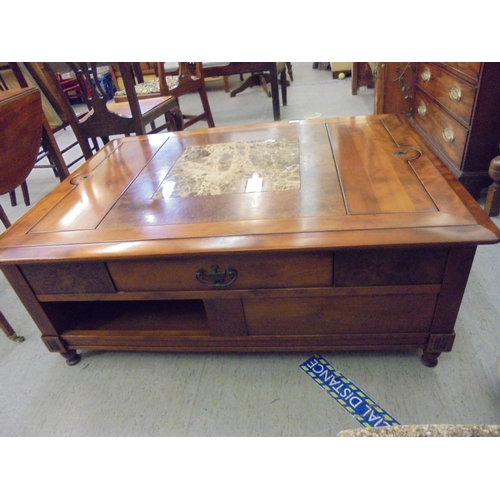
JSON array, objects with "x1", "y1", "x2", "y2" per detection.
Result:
[{"x1": 1, "y1": 114, "x2": 499, "y2": 263}]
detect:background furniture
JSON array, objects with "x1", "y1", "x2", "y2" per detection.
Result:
[
  {"x1": 43, "y1": 62, "x2": 181, "y2": 160},
  {"x1": 114, "y1": 63, "x2": 215, "y2": 130},
  {"x1": 202, "y1": 63, "x2": 289, "y2": 121},
  {"x1": 484, "y1": 154, "x2": 500, "y2": 216},
  {"x1": 0, "y1": 63, "x2": 71, "y2": 209},
  {"x1": 373, "y1": 62, "x2": 417, "y2": 115},
  {"x1": 0, "y1": 87, "x2": 42, "y2": 344},
  {"x1": 329, "y1": 62, "x2": 351, "y2": 79},
  {"x1": 0, "y1": 309, "x2": 23, "y2": 342},
  {"x1": 0, "y1": 88, "x2": 43, "y2": 228},
  {"x1": 375, "y1": 62, "x2": 500, "y2": 199},
  {"x1": 351, "y1": 62, "x2": 373, "y2": 93},
  {"x1": 227, "y1": 62, "x2": 289, "y2": 101},
  {"x1": 1, "y1": 116, "x2": 498, "y2": 367}
]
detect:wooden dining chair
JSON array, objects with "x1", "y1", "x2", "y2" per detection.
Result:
[
  {"x1": 42, "y1": 63, "x2": 182, "y2": 160},
  {"x1": 113, "y1": 62, "x2": 215, "y2": 130}
]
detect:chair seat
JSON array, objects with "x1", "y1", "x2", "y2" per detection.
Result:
[
  {"x1": 114, "y1": 76, "x2": 180, "y2": 99},
  {"x1": 106, "y1": 95, "x2": 177, "y2": 120}
]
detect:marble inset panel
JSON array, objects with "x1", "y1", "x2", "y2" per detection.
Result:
[{"x1": 153, "y1": 138, "x2": 300, "y2": 198}]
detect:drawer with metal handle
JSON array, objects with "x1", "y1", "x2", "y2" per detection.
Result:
[
  {"x1": 417, "y1": 63, "x2": 476, "y2": 126},
  {"x1": 107, "y1": 252, "x2": 333, "y2": 291},
  {"x1": 413, "y1": 90, "x2": 468, "y2": 169}
]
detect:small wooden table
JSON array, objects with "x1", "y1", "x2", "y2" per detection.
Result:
[
  {"x1": 0, "y1": 115, "x2": 498, "y2": 367},
  {"x1": 202, "y1": 63, "x2": 285, "y2": 120}
]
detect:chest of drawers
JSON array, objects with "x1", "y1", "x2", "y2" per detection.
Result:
[{"x1": 408, "y1": 62, "x2": 500, "y2": 198}]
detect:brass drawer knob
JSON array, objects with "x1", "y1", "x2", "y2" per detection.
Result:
[
  {"x1": 195, "y1": 265, "x2": 237, "y2": 287},
  {"x1": 442, "y1": 127, "x2": 455, "y2": 143},
  {"x1": 449, "y1": 86, "x2": 462, "y2": 102},
  {"x1": 421, "y1": 68, "x2": 431, "y2": 82},
  {"x1": 418, "y1": 103, "x2": 427, "y2": 116}
]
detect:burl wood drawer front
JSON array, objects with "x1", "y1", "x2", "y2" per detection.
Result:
[
  {"x1": 20, "y1": 262, "x2": 116, "y2": 294},
  {"x1": 107, "y1": 252, "x2": 333, "y2": 291},
  {"x1": 413, "y1": 91, "x2": 467, "y2": 168},
  {"x1": 334, "y1": 247, "x2": 449, "y2": 286},
  {"x1": 244, "y1": 295, "x2": 438, "y2": 335},
  {"x1": 417, "y1": 63, "x2": 476, "y2": 126}
]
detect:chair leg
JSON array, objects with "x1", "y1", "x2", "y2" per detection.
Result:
[
  {"x1": 0, "y1": 309, "x2": 24, "y2": 342},
  {"x1": 0, "y1": 204, "x2": 11, "y2": 228},
  {"x1": 198, "y1": 88, "x2": 215, "y2": 128},
  {"x1": 167, "y1": 108, "x2": 184, "y2": 131},
  {"x1": 21, "y1": 181, "x2": 30, "y2": 206},
  {"x1": 280, "y1": 69, "x2": 288, "y2": 106},
  {"x1": 9, "y1": 190, "x2": 17, "y2": 207},
  {"x1": 41, "y1": 115, "x2": 70, "y2": 180}
]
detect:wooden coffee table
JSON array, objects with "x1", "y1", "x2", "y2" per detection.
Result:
[{"x1": 1, "y1": 115, "x2": 498, "y2": 367}]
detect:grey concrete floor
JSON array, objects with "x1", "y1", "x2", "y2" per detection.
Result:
[{"x1": 1, "y1": 63, "x2": 499, "y2": 441}]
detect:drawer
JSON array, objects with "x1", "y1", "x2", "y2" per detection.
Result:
[
  {"x1": 20, "y1": 262, "x2": 116, "y2": 295},
  {"x1": 441, "y1": 62, "x2": 481, "y2": 82},
  {"x1": 107, "y1": 252, "x2": 333, "y2": 291},
  {"x1": 413, "y1": 90, "x2": 468, "y2": 168},
  {"x1": 244, "y1": 294, "x2": 438, "y2": 335},
  {"x1": 334, "y1": 247, "x2": 449, "y2": 286},
  {"x1": 417, "y1": 63, "x2": 476, "y2": 125}
]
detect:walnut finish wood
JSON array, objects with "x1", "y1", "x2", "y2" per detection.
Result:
[{"x1": 0, "y1": 115, "x2": 499, "y2": 367}]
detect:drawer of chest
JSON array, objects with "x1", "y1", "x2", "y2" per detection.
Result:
[
  {"x1": 334, "y1": 247, "x2": 449, "y2": 286},
  {"x1": 417, "y1": 63, "x2": 476, "y2": 125},
  {"x1": 107, "y1": 252, "x2": 333, "y2": 291},
  {"x1": 413, "y1": 91, "x2": 468, "y2": 168},
  {"x1": 441, "y1": 62, "x2": 481, "y2": 82}
]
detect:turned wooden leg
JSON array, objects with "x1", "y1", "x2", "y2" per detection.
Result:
[
  {"x1": 0, "y1": 310, "x2": 24, "y2": 342},
  {"x1": 421, "y1": 351, "x2": 441, "y2": 367},
  {"x1": 61, "y1": 350, "x2": 81, "y2": 366},
  {"x1": 484, "y1": 155, "x2": 500, "y2": 216}
]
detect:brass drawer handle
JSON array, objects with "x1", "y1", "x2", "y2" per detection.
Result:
[
  {"x1": 195, "y1": 265, "x2": 237, "y2": 287},
  {"x1": 442, "y1": 127, "x2": 455, "y2": 143},
  {"x1": 449, "y1": 86, "x2": 462, "y2": 102},
  {"x1": 418, "y1": 103, "x2": 427, "y2": 116},
  {"x1": 421, "y1": 68, "x2": 431, "y2": 82}
]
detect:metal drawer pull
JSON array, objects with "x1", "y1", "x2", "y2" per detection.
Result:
[
  {"x1": 418, "y1": 103, "x2": 427, "y2": 116},
  {"x1": 195, "y1": 265, "x2": 237, "y2": 287},
  {"x1": 442, "y1": 127, "x2": 455, "y2": 143},
  {"x1": 449, "y1": 86, "x2": 462, "y2": 102},
  {"x1": 421, "y1": 68, "x2": 431, "y2": 82}
]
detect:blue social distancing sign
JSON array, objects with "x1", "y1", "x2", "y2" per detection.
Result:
[{"x1": 300, "y1": 354, "x2": 400, "y2": 428}]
